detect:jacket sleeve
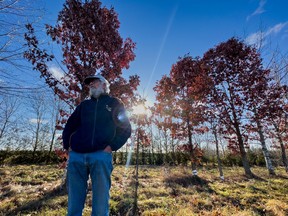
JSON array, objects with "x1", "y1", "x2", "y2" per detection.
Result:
[
  {"x1": 109, "y1": 99, "x2": 131, "y2": 151},
  {"x1": 62, "y1": 105, "x2": 81, "y2": 150}
]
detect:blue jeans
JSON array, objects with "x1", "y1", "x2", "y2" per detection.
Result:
[{"x1": 67, "y1": 151, "x2": 113, "y2": 216}]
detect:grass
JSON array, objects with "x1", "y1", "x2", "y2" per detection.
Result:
[{"x1": 0, "y1": 164, "x2": 287, "y2": 216}]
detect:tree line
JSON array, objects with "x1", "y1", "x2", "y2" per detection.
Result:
[
  {"x1": 150, "y1": 38, "x2": 288, "y2": 178},
  {"x1": 0, "y1": 148, "x2": 285, "y2": 168}
]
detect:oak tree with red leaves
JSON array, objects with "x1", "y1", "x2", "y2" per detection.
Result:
[
  {"x1": 153, "y1": 115, "x2": 179, "y2": 164},
  {"x1": 262, "y1": 84, "x2": 288, "y2": 172},
  {"x1": 24, "y1": 0, "x2": 140, "y2": 130},
  {"x1": 129, "y1": 104, "x2": 150, "y2": 215},
  {"x1": 23, "y1": 0, "x2": 140, "y2": 175},
  {"x1": 154, "y1": 55, "x2": 211, "y2": 175},
  {"x1": 202, "y1": 37, "x2": 280, "y2": 178},
  {"x1": 244, "y1": 78, "x2": 288, "y2": 175},
  {"x1": 232, "y1": 41, "x2": 279, "y2": 176},
  {"x1": 153, "y1": 75, "x2": 179, "y2": 164},
  {"x1": 204, "y1": 108, "x2": 225, "y2": 180}
]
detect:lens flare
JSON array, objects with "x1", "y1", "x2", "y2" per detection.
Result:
[{"x1": 132, "y1": 104, "x2": 146, "y2": 115}]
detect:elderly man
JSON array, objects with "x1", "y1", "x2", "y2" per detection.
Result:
[{"x1": 62, "y1": 73, "x2": 131, "y2": 216}]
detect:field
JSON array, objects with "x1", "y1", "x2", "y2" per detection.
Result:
[{"x1": 0, "y1": 165, "x2": 287, "y2": 216}]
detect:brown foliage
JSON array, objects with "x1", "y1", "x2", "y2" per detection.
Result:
[{"x1": 24, "y1": 0, "x2": 139, "y2": 108}]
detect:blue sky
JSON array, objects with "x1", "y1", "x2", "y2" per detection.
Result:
[{"x1": 43, "y1": 0, "x2": 288, "y2": 104}]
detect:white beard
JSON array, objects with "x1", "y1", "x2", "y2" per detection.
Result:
[{"x1": 89, "y1": 86, "x2": 104, "y2": 98}]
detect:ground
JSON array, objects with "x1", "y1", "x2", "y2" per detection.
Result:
[{"x1": 0, "y1": 165, "x2": 287, "y2": 216}]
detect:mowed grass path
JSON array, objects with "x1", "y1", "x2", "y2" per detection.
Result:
[{"x1": 0, "y1": 165, "x2": 287, "y2": 216}]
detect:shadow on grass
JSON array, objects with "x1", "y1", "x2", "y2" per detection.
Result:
[
  {"x1": 110, "y1": 173, "x2": 137, "y2": 216},
  {"x1": 5, "y1": 186, "x2": 67, "y2": 216},
  {"x1": 164, "y1": 174, "x2": 246, "y2": 211},
  {"x1": 110, "y1": 189, "x2": 135, "y2": 215},
  {"x1": 275, "y1": 174, "x2": 288, "y2": 180},
  {"x1": 164, "y1": 175, "x2": 215, "y2": 194},
  {"x1": 251, "y1": 174, "x2": 267, "y2": 181}
]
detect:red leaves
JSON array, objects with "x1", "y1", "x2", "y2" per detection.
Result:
[
  {"x1": 54, "y1": 148, "x2": 68, "y2": 168},
  {"x1": 137, "y1": 128, "x2": 150, "y2": 147},
  {"x1": 202, "y1": 37, "x2": 272, "y2": 150},
  {"x1": 23, "y1": 0, "x2": 140, "y2": 144},
  {"x1": 153, "y1": 55, "x2": 212, "y2": 166},
  {"x1": 194, "y1": 126, "x2": 209, "y2": 134},
  {"x1": 177, "y1": 144, "x2": 204, "y2": 163},
  {"x1": 24, "y1": 0, "x2": 138, "y2": 109},
  {"x1": 54, "y1": 148, "x2": 68, "y2": 159}
]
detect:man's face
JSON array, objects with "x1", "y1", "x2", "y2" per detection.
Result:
[
  {"x1": 89, "y1": 79, "x2": 105, "y2": 98},
  {"x1": 89, "y1": 79, "x2": 102, "y2": 89}
]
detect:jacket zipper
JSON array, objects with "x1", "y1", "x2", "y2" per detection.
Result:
[{"x1": 91, "y1": 98, "x2": 99, "y2": 148}]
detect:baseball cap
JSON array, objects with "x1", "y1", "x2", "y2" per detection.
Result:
[{"x1": 84, "y1": 73, "x2": 109, "y2": 85}]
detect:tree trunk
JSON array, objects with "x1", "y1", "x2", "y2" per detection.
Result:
[
  {"x1": 279, "y1": 138, "x2": 288, "y2": 173},
  {"x1": 212, "y1": 127, "x2": 224, "y2": 180},
  {"x1": 0, "y1": 119, "x2": 8, "y2": 140},
  {"x1": 274, "y1": 123, "x2": 288, "y2": 173},
  {"x1": 141, "y1": 143, "x2": 145, "y2": 165},
  {"x1": 46, "y1": 125, "x2": 57, "y2": 164},
  {"x1": 148, "y1": 149, "x2": 152, "y2": 164},
  {"x1": 255, "y1": 118, "x2": 275, "y2": 175},
  {"x1": 231, "y1": 104, "x2": 254, "y2": 178},
  {"x1": 234, "y1": 124, "x2": 254, "y2": 178},
  {"x1": 32, "y1": 121, "x2": 40, "y2": 159},
  {"x1": 187, "y1": 118, "x2": 197, "y2": 175},
  {"x1": 163, "y1": 129, "x2": 169, "y2": 164},
  {"x1": 171, "y1": 137, "x2": 176, "y2": 165},
  {"x1": 158, "y1": 131, "x2": 163, "y2": 164}
]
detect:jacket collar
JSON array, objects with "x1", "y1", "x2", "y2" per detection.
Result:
[{"x1": 91, "y1": 93, "x2": 109, "y2": 100}]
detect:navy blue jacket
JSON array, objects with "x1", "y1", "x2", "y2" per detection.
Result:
[{"x1": 62, "y1": 94, "x2": 131, "y2": 153}]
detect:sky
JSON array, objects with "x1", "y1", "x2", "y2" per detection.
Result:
[
  {"x1": 40, "y1": 0, "x2": 288, "y2": 104},
  {"x1": 0, "y1": 0, "x2": 287, "y2": 147}
]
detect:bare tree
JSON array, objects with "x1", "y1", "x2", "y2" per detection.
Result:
[
  {"x1": 26, "y1": 92, "x2": 48, "y2": 158},
  {"x1": 0, "y1": 0, "x2": 46, "y2": 97},
  {"x1": 46, "y1": 96, "x2": 63, "y2": 163},
  {"x1": 0, "y1": 96, "x2": 19, "y2": 147}
]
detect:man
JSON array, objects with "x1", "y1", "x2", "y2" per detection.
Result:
[{"x1": 62, "y1": 73, "x2": 131, "y2": 216}]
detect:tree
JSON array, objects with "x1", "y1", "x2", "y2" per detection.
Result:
[
  {"x1": 0, "y1": 96, "x2": 20, "y2": 149},
  {"x1": 0, "y1": 0, "x2": 46, "y2": 97},
  {"x1": 130, "y1": 102, "x2": 150, "y2": 216},
  {"x1": 154, "y1": 55, "x2": 211, "y2": 175},
  {"x1": 263, "y1": 84, "x2": 288, "y2": 172},
  {"x1": 46, "y1": 96, "x2": 63, "y2": 163},
  {"x1": 244, "y1": 82, "x2": 282, "y2": 176},
  {"x1": 245, "y1": 26, "x2": 288, "y2": 174},
  {"x1": 202, "y1": 37, "x2": 279, "y2": 178},
  {"x1": 171, "y1": 55, "x2": 211, "y2": 174},
  {"x1": 153, "y1": 75, "x2": 180, "y2": 165},
  {"x1": 248, "y1": 114, "x2": 275, "y2": 175},
  {"x1": 205, "y1": 108, "x2": 225, "y2": 180},
  {"x1": 271, "y1": 116, "x2": 288, "y2": 173},
  {"x1": 24, "y1": 0, "x2": 140, "y2": 119},
  {"x1": 152, "y1": 103, "x2": 179, "y2": 164},
  {"x1": 239, "y1": 50, "x2": 278, "y2": 176},
  {"x1": 27, "y1": 93, "x2": 47, "y2": 158}
]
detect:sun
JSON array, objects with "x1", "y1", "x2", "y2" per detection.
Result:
[{"x1": 132, "y1": 104, "x2": 147, "y2": 115}]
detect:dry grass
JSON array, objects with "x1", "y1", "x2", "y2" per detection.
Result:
[{"x1": 0, "y1": 164, "x2": 287, "y2": 216}]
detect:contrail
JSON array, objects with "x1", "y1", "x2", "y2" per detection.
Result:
[
  {"x1": 124, "y1": 5, "x2": 178, "y2": 184},
  {"x1": 144, "y1": 4, "x2": 178, "y2": 95}
]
